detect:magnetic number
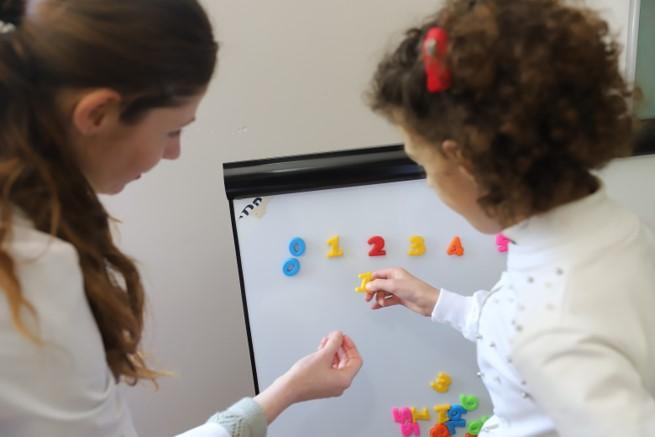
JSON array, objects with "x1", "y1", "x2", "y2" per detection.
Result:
[
  {"x1": 392, "y1": 406, "x2": 420, "y2": 436},
  {"x1": 467, "y1": 420, "x2": 483, "y2": 435},
  {"x1": 355, "y1": 272, "x2": 373, "y2": 293},
  {"x1": 447, "y1": 236, "x2": 464, "y2": 256},
  {"x1": 445, "y1": 418, "x2": 466, "y2": 435},
  {"x1": 429, "y1": 423, "x2": 450, "y2": 437},
  {"x1": 467, "y1": 416, "x2": 490, "y2": 435},
  {"x1": 448, "y1": 404, "x2": 467, "y2": 421},
  {"x1": 496, "y1": 233, "x2": 510, "y2": 253},
  {"x1": 289, "y1": 237, "x2": 306, "y2": 257},
  {"x1": 368, "y1": 235, "x2": 386, "y2": 256},
  {"x1": 408, "y1": 235, "x2": 426, "y2": 256},
  {"x1": 326, "y1": 235, "x2": 344, "y2": 258},
  {"x1": 282, "y1": 258, "x2": 300, "y2": 277},
  {"x1": 460, "y1": 394, "x2": 479, "y2": 412},
  {"x1": 433, "y1": 404, "x2": 451, "y2": 424},
  {"x1": 411, "y1": 407, "x2": 431, "y2": 422},
  {"x1": 400, "y1": 422, "x2": 420, "y2": 437},
  {"x1": 430, "y1": 372, "x2": 452, "y2": 393},
  {"x1": 392, "y1": 407, "x2": 413, "y2": 424}
]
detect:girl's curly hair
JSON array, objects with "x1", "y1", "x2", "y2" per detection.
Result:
[{"x1": 370, "y1": 0, "x2": 633, "y2": 224}]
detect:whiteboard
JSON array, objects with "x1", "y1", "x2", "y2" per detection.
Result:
[{"x1": 225, "y1": 148, "x2": 655, "y2": 437}]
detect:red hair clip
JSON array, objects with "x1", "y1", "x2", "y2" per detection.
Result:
[{"x1": 422, "y1": 27, "x2": 451, "y2": 93}]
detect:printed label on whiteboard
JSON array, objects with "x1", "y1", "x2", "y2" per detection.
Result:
[{"x1": 238, "y1": 197, "x2": 270, "y2": 220}]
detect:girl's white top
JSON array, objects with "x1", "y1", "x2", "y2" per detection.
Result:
[
  {"x1": 432, "y1": 187, "x2": 655, "y2": 436},
  {"x1": 0, "y1": 212, "x2": 240, "y2": 437}
]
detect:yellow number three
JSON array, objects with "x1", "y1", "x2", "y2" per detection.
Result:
[{"x1": 408, "y1": 235, "x2": 426, "y2": 256}]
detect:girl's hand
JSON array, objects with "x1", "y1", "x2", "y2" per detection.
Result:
[
  {"x1": 364, "y1": 268, "x2": 439, "y2": 317},
  {"x1": 255, "y1": 331, "x2": 362, "y2": 424}
]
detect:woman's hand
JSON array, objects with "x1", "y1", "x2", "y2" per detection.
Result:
[
  {"x1": 254, "y1": 331, "x2": 362, "y2": 424},
  {"x1": 364, "y1": 268, "x2": 440, "y2": 317},
  {"x1": 284, "y1": 331, "x2": 362, "y2": 402}
]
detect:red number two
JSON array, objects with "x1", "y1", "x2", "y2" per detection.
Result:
[{"x1": 368, "y1": 236, "x2": 387, "y2": 256}]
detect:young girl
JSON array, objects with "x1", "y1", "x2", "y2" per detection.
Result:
[
  {"x1": 364, "y1": 0, "x2": 655, "y2": 435},
  {"x1": 0, "y1": 1, "x2": 361, "y2": 436}
]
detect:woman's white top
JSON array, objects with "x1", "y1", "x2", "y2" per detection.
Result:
[
  {"x1": 0, "y1": 213, "x2": 254, "y2": 437},
  {"x1": 432, "y1": 188, "x2": 655, "y2": 436}
]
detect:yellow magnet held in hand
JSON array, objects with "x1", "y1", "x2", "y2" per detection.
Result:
[{"x1": 355, "y1": 272, "x2": 373, "y2": 293}]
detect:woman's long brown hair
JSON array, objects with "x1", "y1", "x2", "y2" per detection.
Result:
[{"x1": 0, "y1": 0, "x2": 218, "y2": 384}]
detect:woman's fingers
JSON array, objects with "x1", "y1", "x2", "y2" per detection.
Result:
[
  {"x1": 336, "y1": 347, "x2": 347, "y2": 369},
  {"x1": 340, "y1": 335, "x2": 363, "y2": 376},
  {"x1": 318, "y1": 336, "x2": 330, "y2": 351},
  {"x1": 342, "y1": 335, "x2": 361, "y2": 360},
  {"x1": 319, "y1": 331, "x2": 344, "y2": 363},
  {"x1": 328, "y1": 335, "x2": 362, "y2": 366}
]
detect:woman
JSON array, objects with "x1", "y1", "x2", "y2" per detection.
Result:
[{"x1": 0, "y1": 1, "x2": 362, "y2": 436}]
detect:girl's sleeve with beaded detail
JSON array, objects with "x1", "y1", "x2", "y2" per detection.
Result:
[{"x1": 430, "y1": 288, "x2": 491, "y2": 342}]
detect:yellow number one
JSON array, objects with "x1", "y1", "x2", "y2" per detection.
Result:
[
  {"x1": 355, "y1": 272, "x2": 373, "y2": 293},
  {"x1": 327, "y1": 235, "x2": 344, "y2": 258}
]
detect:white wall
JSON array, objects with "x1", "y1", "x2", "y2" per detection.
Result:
[
  {"x1": 593, "y1": 0, "x2": 633, "y2": 73},
  {"x1": 101, "y1": 1, "x2": 639, "y2": 436}
]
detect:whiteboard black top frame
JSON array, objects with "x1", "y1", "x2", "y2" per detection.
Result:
[{"x1": 224, "y1": 144, "x2": 423, "y2": 201}]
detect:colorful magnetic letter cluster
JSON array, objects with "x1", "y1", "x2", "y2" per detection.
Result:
[
  {"x1": 392, "y1": 407, "x2": 422, "y2": 436},
  {"x1": 392, "y1": 370, "x2": 490, "y2": 436},
  {"x1": 391, "y1": 406, "x2": 434, "y2": 436}
]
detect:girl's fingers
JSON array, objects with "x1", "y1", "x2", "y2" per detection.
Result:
[
  {"x1": 375, "y1": 291, "x2": 399, "y2": 307},
  {"x1": 366, "y1": 278, "x2": 395, "y2": 293},
  {"x1": 371, "y1": 297, "x2": 401, "y2": 310},
  {"x1": 370, "y1": 268, "x2": 401, "y2": 280}
]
